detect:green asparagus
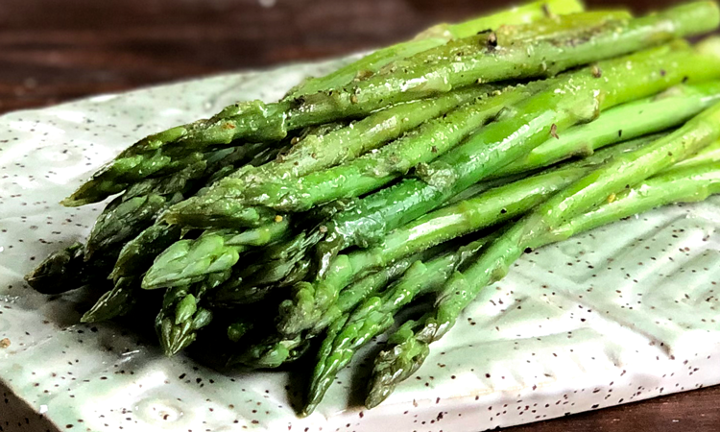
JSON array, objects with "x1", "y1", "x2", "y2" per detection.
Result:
[
  {"x1": 156, "y1": 270, "x2": 230, "y2": 356},
  {"x1": 80, "y1": 277, "x2": 139, "y2": 323},
  {"x1": 24, "y1": 242, "x2": 113, "y2": 295},
  {"x1": 286, "y1": 0, "x2": 585, "y2": 97},
  {"x1": 314, "y1": 40, "x2": 720, "y2": 276},
  {"x1": 548, "y1": 162, "x2": 720, "y2": 243},
  {"x1": 365, "y1": 102, "x2": 720, "y2": 407},
  {"x1": 141, "y1": 219, "x2": 290, "y2": 289},
  {"x1": 85, "y1": 194, "x2": 167, "y2": 259},
  {"x1": 366, "y1": 159, "x2": 720, "y2": 407},
  {"x1": 293, "y1": 136, "x2": 653, "y2": 331},
  {"x1": 22, "y1": 0, "x2": 720, "y2": 414},
  {"x1": 303, "y1": 235, "x2": 496, "y2": 415},
  {"x1": 281, "y1": 41, "x2": 720, "y2": 337},
  {"x1": 228, "y1": 250, "x2": 438, "y2": 369},
  {"x1": 62, "y1": 2, "x2": 604, "y2": 208}
]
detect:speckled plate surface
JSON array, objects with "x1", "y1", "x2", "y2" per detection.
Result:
[{"x1": 1, "y1": 57, "x2": 719, "y2": 432}]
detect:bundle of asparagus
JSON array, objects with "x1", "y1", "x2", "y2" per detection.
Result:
[{"x1": 26, "y1": 0, "x2": 720, "y2": 415}]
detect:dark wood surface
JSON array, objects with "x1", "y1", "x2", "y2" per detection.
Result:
[{"x1": 1, "y1": 0, "x2": 718, "y2": 430}]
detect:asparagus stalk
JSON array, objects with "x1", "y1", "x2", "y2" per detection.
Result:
[
  {"x1": 496, "y1": 80, "x2": 720, "y2": 177},
  {"x1": 279, "y1": 41, "x2": 720, "y2": 337},
  {"x1": 174, "y1": 86, "x2": 494, "y2": 228},
  {"x1": 366, "y1": 161, "x2": 720, "y2": 407},
  {"x1": 64, "y1": 4, "x2": 624, "y2": 208},
  {"x1": 24, "y1": 243, "x2": 98, "y2": 294},
  {"x1": 549, "y1": 163, "x2": 720, "y2": 243},
  {"x1": 314, "y1": 40, "x2": 720, "y2": 277},
  {"x1": 303, "y1": 235, "x2": 496, "y2": 415},
  {"x1": 110, "y1": 223, "x2": 183, "y2": 281},
  {"x1": 365, "y1": 103, "x2": 720, "y2": 407},
  {"x1": 63, "y1": 141, "x2": 268, "y2": 207},
  {"x1": 141, "y1": 219, "x2": 291, "y2": 290},
  {"x1": 228, "y1": 249, "x2": 440, "y2": 369},
  {"x1": 155, "y1": 3, "x2": 718, "y2": 227},
  {"x1": 80, "y1": 277, "x2": 139, "y2": 323},
  {"x1": 663, "y1": 139, "x2": 720, "y2": 173},
  {"x1": 85, "y1": 194, "x2": 167, "y2": 259},
  {"x1": 156, "y1": 271, "x2": 230, "y2": 356},
  {"x1": 286, "y1": 0, "x2": 585, "y2": 97},
  {"x1": 292, "y1": 136, "x2": 653, "y2": 327},
  {"x1": 166, "y1": 81, "x2": 544, "y2": 225}
]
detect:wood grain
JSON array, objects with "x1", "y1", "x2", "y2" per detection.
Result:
[{"x1": 1, "y1": 1, "x2": 717, "y2": 431}]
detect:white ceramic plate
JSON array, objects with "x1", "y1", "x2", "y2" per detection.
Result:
[{"x1": 1, "y1": 57, "x2": 719, "y2": 432}]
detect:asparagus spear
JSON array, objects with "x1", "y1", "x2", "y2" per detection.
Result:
[
  {"x1": 166, "y1": 81, "x2": 544, "y2": 225},
  {"x1": 286, "y1": 0, "x2": 585, "y2": 97},
  {"x1": 113, "y1": 144, "x2": 265, "y2": 202},
  {"x1": 141, "y1": 219, "x2": 291, "y2": 290},
  {"x1": 228, "y1": 249, "x2": 439, "y2": 369},
  {"x1": 61, "y1": 126, "x2": 278, "y2": 207},
  {"x1": 663, "y1": 139, "x2": 720, "y2": 173},
  {"x1": 156, "y1": 270, "x2": 230, "y2": 356},
  {"x1": 279, "y1": 41, "x2": 720, "y2": 336},
  {"x1": 80, "y1": 277, "x2": 139, "y2": 323},
  {"x1": 314, "y1": 40, "x2": 720, "y2": 276},
  {"x1": 85, "y1": 194, "x2": 167, "y2": 259},
  {"x1": 291, "y1": 136, "x2": 653, "y2": 327},
  {"x1": 366, "y1": 160, "x2": 720, "y2": 407},
  {"x1": 496, "y1": 80, "x2": 720, "y2": 177},
  {"x1": 110, "y1": 222, "x2": 183, "y2": 281},
  {"x1": 365, "y1": 103, "x2": 720, "y2": 407},
  {"x1": 549, "y1": 161, "x2": 720, "y2": 242},
  {"x1": 92, "y1": 2, "x2": 713, "y2": 218},
  {"x1": 24, "y1": 243, "x2": 97, "y2": 294},
  {"x1": 62, "y1": 2, "x2": 595, "y2": 208},
  {"x1": 303, "y1": 235, "x2": 496, "y2": 414},
  {"x1": 173, "y1": 86, "x2": 494, "y2": 229}
]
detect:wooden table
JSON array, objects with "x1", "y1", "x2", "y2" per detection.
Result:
[{"x1": 1, "y1": 0, "x2": 718, "y2": 430}]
